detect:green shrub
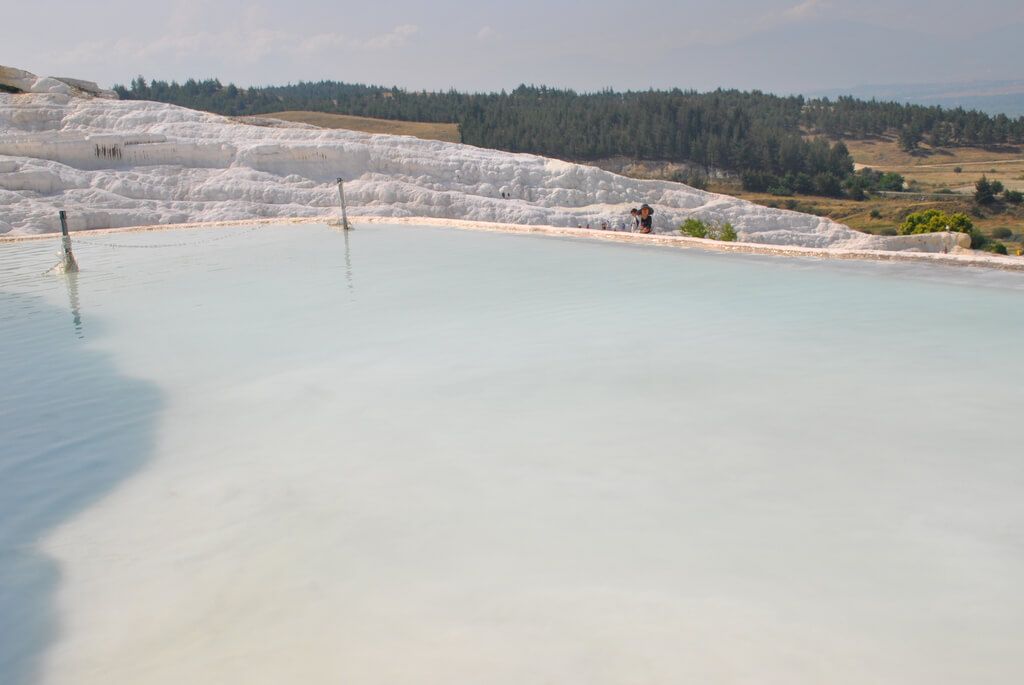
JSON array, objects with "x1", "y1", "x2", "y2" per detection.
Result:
[
  {"x1": 899, "y1": 126, "x2": 922, "y2": 152},
  {"x1": 847, "y1": 186, "x2": 866, "y2": 201},
  {"x1": 1003, "y1": 189, "x2": 1023, "y2": 204},
  {"x1": 793, "y1": 173, "x2": 815, "y2": 195},
  {"x1": 936, "y1": 188, "x2": 954, "y2": 194},
  {"x1": 687, "y1": 173, "x2": 709, "y2": 190},
  {"x1": 880, "y1": 227, "x2": 898, "y2": 236},
  {"x1": 813, "y1": 172, "x2": 844, "y2": 198},
  {"x1": 680, "y1": 218, "x2": 709, "y2": 238},
  {"x1": 975, "y1": 176, "x2": 996, "y2": 204},
  {"x1": 877, "y1": 172, "x2": 905, "y2": 191},
  {"x1": 991, "y1": 227, "x2": 1013, "y2": 240},
  {"x1": 674, "y1": 171, "x2": 708, "y2": 190},
  {"x1": 953, "y1": 166, "x2": 963, "y2": 173},
  {"x1": 869, "y1": 209, "x2": 882, "y2": 219},
  {"x1": 679, "y1": 218, "x2": 739, "y2": 242},
  {"x1": 899, "y1": 209, "x2": 974, "y2": 236},
  {"x1": 768, "y1": 185, "x2": 794, "y2": 197},
  {"x1": 988, "y1": 242, "x2": 1009, "y2": 255},
  {"x1": 741, "y1": 171, "x2": 775, "y2": 192}
]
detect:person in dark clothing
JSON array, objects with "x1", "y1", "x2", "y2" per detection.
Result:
[{"x1": 639, "y1": 204, "x2": 653, "y2": 233}]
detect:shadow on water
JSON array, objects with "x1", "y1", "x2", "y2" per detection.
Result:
[{"x1": 0, "y1": 289, "x2": 162, "y2": 685}]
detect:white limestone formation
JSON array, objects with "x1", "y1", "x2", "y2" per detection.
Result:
[{"x1": 0, "y1": 69, "x2": 964, "y2": 252}]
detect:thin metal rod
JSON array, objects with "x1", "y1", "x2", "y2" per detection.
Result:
[
  {"x1": 336, "y1": 177, "x2": 351, "y2": 230},
  {"x1": 58, "y1": 210, "x2": 79, "y2": 272}
]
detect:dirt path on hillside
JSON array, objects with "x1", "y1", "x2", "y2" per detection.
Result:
[{"x1": 896, "y1": 158, "x2": 1024, "y2": 169}]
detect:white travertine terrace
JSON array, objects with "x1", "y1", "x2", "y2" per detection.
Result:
[{"x1": 0, "y1": 67, "x2": 966, "y2": 253}]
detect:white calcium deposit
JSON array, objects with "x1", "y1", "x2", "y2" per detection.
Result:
[{"x1": 0, "y1": 75, "x2": 959, "y2": 251}]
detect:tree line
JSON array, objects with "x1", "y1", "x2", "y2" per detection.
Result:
[
  {"x1": 115, "y1": 77, "x2": 1024, "y2": 196},
  {"x1": 802, "y1": 95, "x2": 1024, "y2": 150}
]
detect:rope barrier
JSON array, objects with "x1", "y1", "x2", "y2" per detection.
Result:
[{"x1": 71, "y1": 225, "x2": 260, "y2": 249}]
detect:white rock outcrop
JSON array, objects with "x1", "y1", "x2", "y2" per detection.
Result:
[
  {"x1": 0, "y1": 77, "x2": 961, "y2": 251},
  {"x1": 1, "y1": 66, "x2": 117, "y2": 99},
  {"x1": 0, "y1": 66, "x2": 39, "y2": 93}
]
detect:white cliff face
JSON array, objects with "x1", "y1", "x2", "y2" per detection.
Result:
[{"x1": 0, "y1": 87, "x2": 953, "y2": 251}]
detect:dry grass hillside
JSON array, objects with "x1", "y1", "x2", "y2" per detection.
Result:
[
  {"x1": 844, "y1": 135, "x2": 1024, "y2": 193},
  {"x1": 727, "y1": 190, "x2": 1022, "y2": 236},
  {"x1": 701, "y1": 134, "x2": 1024, "y2": 253},
  {"x1": 246, "y1": 111, "x2": 461, "y2": 143}
]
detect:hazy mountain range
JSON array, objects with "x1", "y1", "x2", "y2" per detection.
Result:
[{"x1": 808, "y1": 80, "x2": 1024, "y2": 118}]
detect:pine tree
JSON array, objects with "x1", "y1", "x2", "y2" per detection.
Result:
[{"x1": 975, "y1": 176, "x2": 995, "y2": 205}]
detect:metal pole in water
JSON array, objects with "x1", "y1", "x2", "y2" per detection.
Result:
[
  {"x1": 59, "y1": 210, "x2": 79, "y2": 273},
  {"x1": 336, "y1": 177, "x2": 351, "y2": 230}
]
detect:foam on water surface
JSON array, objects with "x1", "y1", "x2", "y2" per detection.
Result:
[{"x1": 1, "y1": 224, "x2": 1023, "y2": 685}]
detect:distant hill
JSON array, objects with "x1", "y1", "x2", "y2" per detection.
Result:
[
  {"x1": 115, "y1": 77, "x2": 1024, "y2": 197},
  {"x1": 809, "y1": 80, "x2": 1024, "y2": 118}
]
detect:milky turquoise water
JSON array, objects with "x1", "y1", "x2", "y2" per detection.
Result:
[{"x1": 1, "y1": 224, "x2": 1023, "y2": 685}]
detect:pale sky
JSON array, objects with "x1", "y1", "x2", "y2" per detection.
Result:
[{"x1": 7, "y1": 0, "x2": 1024, "y2": 94}]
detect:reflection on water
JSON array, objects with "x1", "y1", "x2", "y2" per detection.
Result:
[
  {"x1": 343, "y1": 228, "x2": 355, "y2": 295},
  {"x1": 63, "y1": 274, "x2": 83, "y2": 339},
  {"x1": 0, "y1": 293, "x2": 161, "y2": 685}
]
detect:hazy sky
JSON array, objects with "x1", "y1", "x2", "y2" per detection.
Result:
[{"x1": 7, "y1": 0, "x2": 1024, "y2": 93}]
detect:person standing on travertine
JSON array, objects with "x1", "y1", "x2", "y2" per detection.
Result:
[{"x1": 639, "y1": 204, "x2": 653, "y2": 234}]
